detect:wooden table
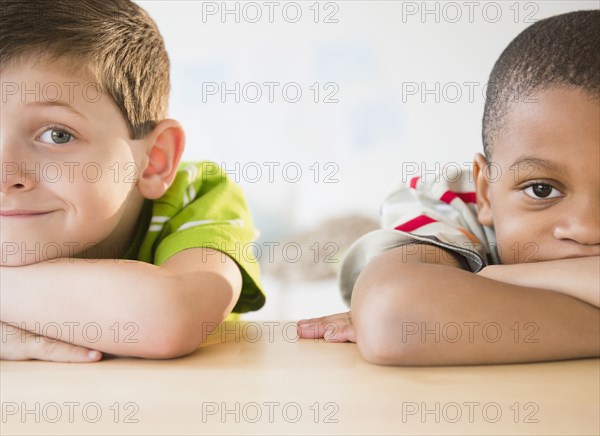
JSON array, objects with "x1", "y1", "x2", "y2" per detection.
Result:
[{"x1": 1, "y1": 321, "x2": 598, "y2": 435}]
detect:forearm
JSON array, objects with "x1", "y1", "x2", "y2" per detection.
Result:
[
  {"x1": 350, "y1": 248, "x2": 600, "y2": 365},
  {"x1": 479, "y1": 256, "x2": 600, "y2": 308},
  {"x1": 0, "y1": 259, "x2": 229, "y2": 358}
]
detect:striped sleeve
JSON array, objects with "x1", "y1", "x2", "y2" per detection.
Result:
[{"x1": 339, "y1": 166, "x2": 499, "y2": 306}]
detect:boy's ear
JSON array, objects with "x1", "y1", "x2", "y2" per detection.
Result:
[
  {"x1": 473, "y1": 153, "x2": 494, "y2": 227},
  {"x1": 137, "y1": 119, "x2": 185, "y2": 200}
]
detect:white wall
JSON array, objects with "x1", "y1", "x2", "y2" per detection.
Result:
[
  {"x1": 138, "y1": 0, "x2": 596, "y2": 239},
  {"x1": 135, "y1": 1, "x2": 597, "y2": 319}
]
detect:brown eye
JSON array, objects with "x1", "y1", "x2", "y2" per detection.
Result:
[
  {"x1": 532, "y1": 184, "x2": 552, "y2": 197},
  {"x1": 523, "y1": 183, "x2": 562, "y2": 200}
]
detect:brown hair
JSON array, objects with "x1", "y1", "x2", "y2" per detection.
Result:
[{"x1": 0, "y1": 0, "x2": 170, "y2": 139}]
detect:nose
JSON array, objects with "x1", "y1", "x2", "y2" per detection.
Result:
[
  {"x1": 0, "y1": 162, "x2": 37, "y2": 193},
  {"x1": 554, "y1": 197, "x2": 600, "y2": 246},
  {"x1": 0, "y1": 140, "x2": 36, "y2": 194}
]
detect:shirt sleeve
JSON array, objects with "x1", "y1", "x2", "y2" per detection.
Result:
[
  {"x1": 339, "y1": 166, "x2": 498, "y2": 306},
  {"x1": 140, "y1": 162, "x2": 265, "y2": 313}
]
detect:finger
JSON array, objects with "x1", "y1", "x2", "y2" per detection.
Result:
[
  {"x1": 297, "y1": 322, "x2": 326, "y2": 339},
  {"x1": 297, "y1": 312, "x2": 352, "y2": 339},
  {"x1": 28, "y1": 338, "x2": 102, "y2": 363},
  {"x1": 297, "y1": 311, "x2": 351, "y2": 326},
  {"x1": 324, "y1": 323, "x2": 356, "y2": 343},
  {"x1": 297, "y1": 318, "x2": 351, "y2": 339}
]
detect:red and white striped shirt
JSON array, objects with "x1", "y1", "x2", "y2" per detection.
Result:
[{"x1": 340, "y1": 166, "x2": 500, "y2": 305}]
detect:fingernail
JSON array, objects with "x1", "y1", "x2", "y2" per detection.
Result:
[
  {"x1": 88, "y1": 351, "x2": 101, "y2": 360},
  {"x1": 297, "y1": 323, "x2": 310, "y2": 332}
]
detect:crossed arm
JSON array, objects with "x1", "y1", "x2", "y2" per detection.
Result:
[
  {"x1": 0, "y1": 248, "x2": 241, "y2": 362},
  {"x1": 297, "y1": 245, "x2": 600, "y2": 365}
]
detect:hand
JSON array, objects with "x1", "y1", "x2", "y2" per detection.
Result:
[
  {"x1": 297, "y1": 311, "x2": 356, "y2": 342},
  {"x1": 0, "y1": 322, "x2": 102, "y2": 363}
]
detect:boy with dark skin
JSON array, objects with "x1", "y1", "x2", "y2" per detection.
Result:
[{"x1": 298, "y1": 11, "x2": 600, "y2": 365}]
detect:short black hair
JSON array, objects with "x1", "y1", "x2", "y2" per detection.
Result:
[{"x1": 482, "y1": 10, "x2": 599, "y2": 159}]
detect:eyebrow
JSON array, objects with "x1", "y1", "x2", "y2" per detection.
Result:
[
  {"x1": 509, "y1": 157, "x2": 568, "y2": 174},
  {"x1": 25, "y1": 101, "x2": 88, "y2": 120}
]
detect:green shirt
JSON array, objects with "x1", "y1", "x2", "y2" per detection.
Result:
[{"x1": 124, "y1": 161, "x2": 265, "y2": 313}]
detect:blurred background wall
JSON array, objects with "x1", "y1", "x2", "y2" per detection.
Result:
[{"x1": 137, "y1": 0, "x2": 597, "y2": 319}]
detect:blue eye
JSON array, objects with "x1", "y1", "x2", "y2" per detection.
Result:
[
  {"x1": 522, "y1": 183, "x2": 563, "y2": 199},
  {"x1": 39, "y1": 127, "x2": 74, "y2": 145}
]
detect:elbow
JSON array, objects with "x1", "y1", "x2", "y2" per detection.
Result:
[
  {"x1": 351, "y1": 269, "x2": 429, "y2": 366},
  {"x1": 130, "y1": 319, "x2": 200, "y2": 360},
  {"x1": 356, "y1": 332, "x2": 403, "y2": 366},
  {"x1": 141, "y1": 273, "x2": 238, "y2": 359},
  {"x1": 147, "y1": 321, "x2": 205, "y2": 359},
  {"x1": 145, "y1": 308, "x2": 225, "y2": 359},
  {"x1": 354, "y1": 301, "x2": 418, "y2": 366},
  {"x1": 355, "y1": 310, "x2": 429, "y2": 367},
  {"x1": 134, "y1": 290, "x2": 226, "y2": 359}
]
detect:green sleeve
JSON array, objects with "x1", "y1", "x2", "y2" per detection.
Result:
[{"x1": 138, "y1": 162, "x2": 265, "y2": 313}]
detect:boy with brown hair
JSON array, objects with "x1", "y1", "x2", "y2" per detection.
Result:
[
  {"x1": 298, "y1": 10, "x2": 600, "y2": 365},
  {"x1": 0, "y1": 0, "x2": 264, "y2": 361}
]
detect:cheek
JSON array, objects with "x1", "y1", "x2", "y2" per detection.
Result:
[
  {"x1": 493, "y1": 214, "x2": 545, "y2": 264},
  {"x1": 77, "y1": 176, "x2": 134, "y2": 217},
  {"x1": 70, "y1": 147, "x2": 139, "y2": 213},
  {"x1": 55, "y1": 163, "x2": 137, "y2": 232}
]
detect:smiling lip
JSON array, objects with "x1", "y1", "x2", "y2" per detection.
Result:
[{"x1": 0, "y1": 210, "x2": 53, "y2": 217}]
